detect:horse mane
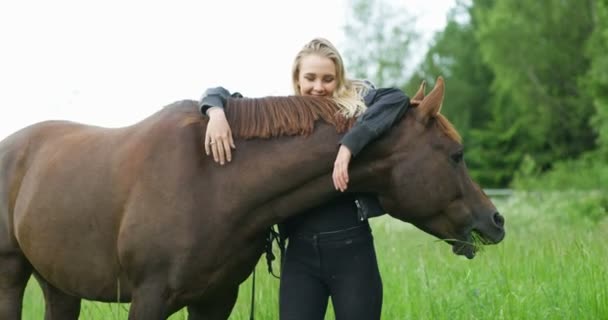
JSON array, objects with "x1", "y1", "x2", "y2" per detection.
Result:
[
  {"x1": 178, "y1": 95, "x2": 461, "y2": 143},
  {"x1": 435, "y1": 113, "x2": 462, "y2": 143},
  {"x1": 224, "y1": 96, "x2": 356, "y2": 139}
]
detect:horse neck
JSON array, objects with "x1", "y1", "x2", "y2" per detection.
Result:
[
  {"x1": 232, "y1": 123, "x2": 349, "y2": 226},
  {"x1": 344, "y1": 115, "x2": 417, "y2": 194},
  {"x1": 234, "y1": 121, "x2": 397, "y2": 228}
]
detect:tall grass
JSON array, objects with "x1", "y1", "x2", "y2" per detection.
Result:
[{"x1": 22, "y1": 193, "x2": 608, "y2": 319}]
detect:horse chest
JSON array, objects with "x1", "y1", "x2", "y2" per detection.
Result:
[
  {"x1": 211, "y1": 233, "x2": 266, "y2": 282},
  {"x1": 169, "y1": 232, "x2": 266, "y2": 304}
]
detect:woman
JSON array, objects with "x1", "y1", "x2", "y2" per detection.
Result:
[{"x1": 199, "y1": 38, "x2": 409, "y2": 320}]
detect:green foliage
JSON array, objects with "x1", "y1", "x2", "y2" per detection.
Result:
[
  {"x1": 582, "y1": 0, "x2": 608, "y2": 156},
  {"x1": 411, "y1": 0, "x2": 604, "y2": 188},
  {"x1": 511, "y1": 0, "x2": 608, "y2": 193},
  {"x1": 342, "y1": 0, "x2": 418, "y2": 87},
  {"x1": 407, "y1": 3, "x2": 494, "y2": 136},
  {"x1": 474, "y1": 0, "x2": 597, "y2": 173},
  {"x1": 467, "y1": 119, "x2": 525, "y2": 187},
  {"x1": 405, "y1": 1, "x2": 503, "y2": 186},
  {"x1": 344, "y1": 0, "x2": 606, "y2": 188},
  {"x1": 504, "y1": 190, "x2": 608, "y2": 227},
  {"x1": 513, "y1": 151, "x2": 608, "y2": 190}
]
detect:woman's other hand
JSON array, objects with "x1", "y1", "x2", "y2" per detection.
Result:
[
  {"x1": 205, "y1": 107, "x2": 236, "y2": 165},
  {"x1": 333, "y1": 145, "x2": 352, "y2": 192}
]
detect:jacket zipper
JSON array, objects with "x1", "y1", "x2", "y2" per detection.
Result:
[{"x1": 355, "y1": 199, "x2": 365, "y2": 221}]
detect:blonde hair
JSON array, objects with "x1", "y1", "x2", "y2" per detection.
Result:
[{"x1": 291, "y1": 38, "x2": 370, "y2": 118}]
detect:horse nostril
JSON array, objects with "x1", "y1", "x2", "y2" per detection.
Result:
[{"x1": 493, "y1": 212, "x2": 504, "y2": 228}]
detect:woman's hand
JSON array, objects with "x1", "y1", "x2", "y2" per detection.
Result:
[
  {"x1": 205, "y1": 107, "x2": 236, "y2": 165},
  {"x1": 333, "y1": 145, "x2": 352, "y2": 192}
]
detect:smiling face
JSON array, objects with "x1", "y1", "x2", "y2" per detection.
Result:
[
  {"x1": 296, "y1": 54, "x2": 338, "y2": 97},
  {"x1": 291, "y1": 38, "x2": 347, "y2": 99}
]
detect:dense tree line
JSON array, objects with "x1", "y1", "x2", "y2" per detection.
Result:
[{"x1": 345, "y1": 0, "x2": 607, "y2": 188}]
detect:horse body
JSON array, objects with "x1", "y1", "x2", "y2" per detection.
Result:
[
  {"x1": 0, "y1": 78, "x2": 505, "y2": 319},
  {"x1": 1, "y1": 105, "x2": 347, "y2": 317}
]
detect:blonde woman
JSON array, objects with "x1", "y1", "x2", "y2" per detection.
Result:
[{"x1": 199, "y1": 38, "x2": 410, "y2": 320}]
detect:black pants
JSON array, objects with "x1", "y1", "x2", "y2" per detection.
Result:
[{"x1": 279, "y1": 225, "x2": 383, "y2": 320}]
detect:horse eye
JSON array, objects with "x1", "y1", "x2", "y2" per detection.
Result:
[{"x1": 451, "y1": 151, "x2": 463, "y2": 163}]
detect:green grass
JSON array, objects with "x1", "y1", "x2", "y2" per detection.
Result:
[{"x1": 22, "y1": 193, "x2": 608, "y2": 319}]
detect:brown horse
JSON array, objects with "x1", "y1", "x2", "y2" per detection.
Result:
[{"x1": 0, "y1": 77, "x2": 504, "y2": 319}]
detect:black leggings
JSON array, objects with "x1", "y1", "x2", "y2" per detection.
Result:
[{"x1": 279, "y1": 226, "x2": 383, "y2": 320}]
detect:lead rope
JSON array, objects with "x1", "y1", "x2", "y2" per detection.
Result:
[
  {"x1": 250, "y1": 269, "x2": 255, "y2": 320},
  {"x1": 265, "y1": 225, "x2": 285, "y2": 279},
  {"x1": 250, "y1": 225, "x2": 286, "y2": 320}
]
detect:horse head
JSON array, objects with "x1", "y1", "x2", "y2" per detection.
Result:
[{"x1": 361, "y1": 77, "x2": 505, "y2": 258}]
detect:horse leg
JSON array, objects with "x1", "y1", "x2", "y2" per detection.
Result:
[
  {"x1": 187, "y1": 287, "x2": 239, "y2": 320},
  {"x1": 33, "y1": 274, "x2": 81, "y2": 320},
  {"x1": 0, "y1": 252, "x2": 32, "y2": 319},
  {"x1": 128, "y1": 282, "x2": 172, "y2": 320}
]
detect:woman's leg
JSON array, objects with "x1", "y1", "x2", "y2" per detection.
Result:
[
  {"x1": 279, "y1": 240, "x2": 330, "y2": 320},
  {"x1": 324, "y1": 234, "x2": 383, "y2": 320}
]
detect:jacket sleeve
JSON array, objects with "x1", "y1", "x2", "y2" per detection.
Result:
[
  {"x1": 198, "y1": 87, "x2": 244, "y2": 115},
  {"x1": 339, "y1": 87, "x2": 410, "y2": 157}
]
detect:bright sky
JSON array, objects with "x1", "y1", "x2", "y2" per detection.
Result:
[{"x1": 0, "y1": 0, "x2": 455, "y2": 140}]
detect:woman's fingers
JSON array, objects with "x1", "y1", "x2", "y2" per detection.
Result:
[
  {"x1": 222, "y1": 135, "x2": 233, "y2": 163},
  {"x1": 216, "y1": 139, "x2": 226, "y2": 165},
  {"x1": 341, "y1": 167, "x2": 349, "y2": 191},
  {"x1": 333, "y1": 145, "x2": 352, "y2": 192},
  {"x1": 332, "y1": 167, "x2": 339, "y2": 191},
  {"x1": 332, "y1": 162, "x2": 349, "y2": 192},
  {"x1": 211, "y1": 140, "x2": 220, "y2": 163},
  {"x1": 229, "y1": 134, "x2": 236, "y2": 150},
  {"x1": 204, "y1": 110, "x2": 237, "y2": 164},
  {"x1": 340, "y1": 167, "x2": 349, "y2": 191},
  {"x1": 205, "y1": 134, "x2": 211, "y2": 156},
  {"x1": 208, "y1": 136, "x2": 234, "y2": 165}
]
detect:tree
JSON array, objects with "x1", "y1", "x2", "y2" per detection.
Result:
[
  {"x1": 407, "y1": 0, "x2": 502, "y2": 186},
  {"x1": 343, "y1": 0, "x2": 604, "y2": 188},
  {"x1": 407, "y1": 1, "x2": 494, "y2": 137},
  {"x1": 342, "y1": 0, "x2": 418, "y2": 88},
  {"x1": 474, "y1": 0, "x2": 597, "y2": 171},
  {"x1": 582, "y1": 0, "x2": 608, "y2": 157}
]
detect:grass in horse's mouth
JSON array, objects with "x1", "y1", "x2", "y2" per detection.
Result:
[
  {"x1": 444, "y1": 231, "x2": 486, "y2": 255},
  {"x1": 439, "y1": 231, "x2": 485, "y2": 254},
  {"x1": 470, "y1": 230, "x2": 485, "y2": 253}
]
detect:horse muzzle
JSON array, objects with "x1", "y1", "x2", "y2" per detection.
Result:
[{"x1": 452, "y1": 211, "x2": 506, "y2": 259}]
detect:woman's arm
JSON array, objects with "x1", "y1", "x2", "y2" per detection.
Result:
[
  {"x1": 199, "y1": 87, "x2": 244, "y2": 115},
  {"x1": 333, "y1": 87, "x2": 410, "y2": 191},
  {"x1": 199, "y1": 87, "x2": 231, "y2": 115},
  {"x1": 341, "y1": 87, "x2": 410, "y2": 157},
  {"x1": 198, "y1": 87, "x2": 243, "y2": 164}
]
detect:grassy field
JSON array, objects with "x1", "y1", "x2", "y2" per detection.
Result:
[{"x1": 22, "y1": 192, "x2": 608, "y2": 319}]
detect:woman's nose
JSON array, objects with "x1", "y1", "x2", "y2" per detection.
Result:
[{"x1": 313, "y1": 81, "x2": 324, "y2": 92}]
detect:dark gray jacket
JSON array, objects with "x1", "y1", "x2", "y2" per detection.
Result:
[{"x1": 199, "y1": 85, "x2": 410, "y2": 219}]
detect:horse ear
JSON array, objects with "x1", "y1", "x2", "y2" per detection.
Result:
[
  {"x1": 412, "y1": 80, "x2": 426, "y2": 102},
  {"x1": 415, "y1": 77, "x2": 445, "y2": 123}
]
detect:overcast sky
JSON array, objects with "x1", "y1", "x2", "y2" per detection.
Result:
[{"x1": 0, "y1": 0, "x2": 456, "y2": 140}]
